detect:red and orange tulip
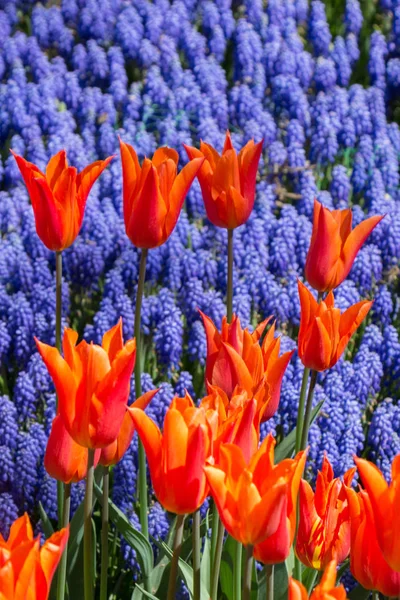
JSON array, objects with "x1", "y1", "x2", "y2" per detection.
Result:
[
  {"x1": 129, "y1": 394, "x2": 216, "y2": 514},
  {"x1": 289, "y1": 561, "x2": 347, "y2": 600},
  {"x1": 0, "y1": 514, "x2": 69, "y2": 600},
  {"x1": 346, "y1": 486, "x2": 400, "y2": 596},
  {"x1": 204, "y1": 434, "x2": 304, "y2": 547},
  {"x1": 11, "y1": 150, "x2": 113, "y2": 251},
  {"x1": 201, "y1": 312, "x2": 293, "y2": 421},
  {"x1": 253, "y1": 449, "x2": 307, "y2": 564},
  {"x1": 184, "y1": 130, "x2": 263, "y2": 229},
  {"x1": 355, "y1": 455, "x2": 400, "y2": 572},
  {"x1": 99, "y1": 389, "x2": 158, "y2": 467},
  {"x1": 298, "y1": 280, "x2": 372, "y2": 371},
  {"x1": 45, "y1": 415, "x2": 101, "y2": 484},
  {"x1": 305, "y1": 199, "x2": 384, "y2": 293},
  {"x1": 296, "y1": 455, "x2": 354, "y2": 570},
  {"x1": 36, "y1": 320, "x2": 136, "y2": 449},
  {"x1": 120, "y1": 140, "x2": 204, "y2": 248}
]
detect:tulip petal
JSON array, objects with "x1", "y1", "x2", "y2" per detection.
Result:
[
  {"x1": 7, "y1": 515, "x2": 33, "y2": 549},
  {"x1": 76, "y1": 155, "x2": 114, "y2": 208},
  {"x1": 152, "y1": 147, "x2": 179, "y2": 167},
  {"x1": 46, "y1": 150, "x2": 68, "y2": 190},
  {"x1": 30, "y1": 176, "x2": 64, "y2": 250},
  {"x1": 165, "y1": 156, "x2": 204, "y2": 239},
  {"x1": 101, "y1": 318, "x2": 125, "y2": 363},
  {"x1": 212, "y1": 342, "x2": 253, "y2": 397},
  {"x1": 238, "y1": 138, "x2": 263, "y2": 209},
  {"x1": 341, "y1": 215, "x2": 385, "y2": 281},
  {"x1": 120, "y1": 139, "x2": 141, "y2": 226},
  {"x1": 128, "y1": 408, "x2": 163, "y2": 483}
]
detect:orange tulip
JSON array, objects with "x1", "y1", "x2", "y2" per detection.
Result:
[
  {"x1": 298, "y1": 280, "x2": 372, "y2": 371},
  {"x1": 253, "y1": 450, "x2": 307, "y2": 564},
  {"x1": 184, "y1": 130, "x2": 263, "y2": 229},
  {"x1": 0, "y1": 514, "x2": 69, "y2": 600},
  {"x1": 45, "y1": 415, "x2": 101, "y2": 484},
  {"x1": 128, "y1": 394, "x2": 216, "y2": 514},
  {"x1": 296, "y1": 455, "x2": 355, "y2": 570},
  {"x1": 11, "y1": 149, "x2": 113, "y2": 251},
  {"x1": 99, "y1": 389, "x2": 158, "y2": 467},
  {"x1": 355, "y1": 455, "x2": 400, "y2": 572},
  {"x1": 289, "y1": 561, "x2": 347, "y2": 600},
  {"x1": 346, "y1": 486, "x2": 400, "y2": 596},
  {"x1": 35, "y1": 319, "x2": 136, "y2": 449},
  {"x1": 200, "y1": 386, "x2": 260, "y2": 463},
  {"x1": 120, "y1": 139, "x2": 204, "y2": 248},
  {"x1": 204, "y1": 434, "x2": 304, "y2": 547},
  {"x1": 201, "y1": 312, "x2": 293, "y2": 421},
  {"x1": 305, "y1": 199, "x2": 384, "y2": 293}
]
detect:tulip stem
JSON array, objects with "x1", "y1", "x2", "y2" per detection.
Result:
[
  {"x1": 210, "y1": 519, "x2": 225, "y2": 600},
  {"x1": 135, "y1": 248, "x2": 149, "y2": 540},
  {"x1": 167, "y1": 514, "x2": 185, "y2": 600},
  {"x1": 193, "y1": 510, "x2": 201, "y2": 600},
  {"x1": 55, "y1": 250, "x2": 64, "y2": 527},
  {"x1": 100, "y1": 466, "x2": 109, "y2": 600},
  {"x1": 56, "y1": 483, "x2": 71, "y2": 600},
  {"x1": 300, "y1": 370, "x2": 318, "y2": 450},
  {"x1": 227, "y1": 228, "x2": 234, "y2": 322},
  {"x1": 242, "y1": 545, "x2": 253, "y2": 600},
  {"x1": 210, "y1": 500, "x2": 219, "y2": 569},
  {"x1": 233, "y1": 541, "x2": 242, "y2": 600},
  {"x1": 84, "y1": 449, "x2": 95, "y2": 600},
  {"x1": 295, "y1": 367, "x2": 310, "y2": 456},
  {"x1": 265, "y1": 564, "x2": 274, "y2": 600}
]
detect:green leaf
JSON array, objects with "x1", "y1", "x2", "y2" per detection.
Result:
[
  {"x1": 348, "y1": 584, "x2": 371, "y2": 600},
  {"x1": 302, "y1": 567, "x2": 318, "y2": 593},
  {"x1": 161, "y1": 542, "x2": 209, "y2": 600},
  {"x1": 275, "y1": 401, "x2": 324, "y2": 462},
  {"x1": 219, "y1": 535, "x2": 236, "y2": 600},
  {"x1": 94, "y1": 483, "x2": 154, "y2": 581},
  {"x1": 38, "y1": 502, "x2": 54, "y2": 538},
  {"x1": 200, "y1": 512, "x2": 211, "y2": 593},
  {"x1": 67, "y1": 500, "x2": 86, "y2": 577},
  {"x1": 134, "y1": 584, "x2": 160, "y2": 599},
  {"x1": 274, "y1": 562, "x2": 289, "y2": 600}
]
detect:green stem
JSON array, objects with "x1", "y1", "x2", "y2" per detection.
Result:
[
  {"x1": 300, "y1": 371, "x2": 318, "y2": 450},
  {"x1": 372, "y1": 593, "x2": 379, "y2": 600},
  {"x1": 167, "y1": 514, "x2": 185, "y2": 600},
  {"x1": 135, "y1": 248, "x2": 149, "y2": 540},
  {"x1": 242, "y1": 545, "x2": 253, "y2": 600},
  {"x1": 55, "y1": 250, "x2": 63, "y2": 528},
  {"x1": 233, "y1": 541, "x2": 242, "y2": 600},
  {"x1": 210, "y1": 520, "x2": 225, "y2": 600},
  {"x1": 295, "y1": 368, "x2": 310, "y2": 456},
  {"x1": 100, "y1": 466, "x2": 109, "y2": 600},
  {"x1": 265, "y1": 565, "x2": 274, "y2": 600},
  {"x1": 193, "y1": 510, "x2": 201, "y2": 600},
  {"x1": 227, "y1": 228, "x2": 234, "y2": 323},
  {"x1": 56, "y1": 483, "x2": 71, "y2": 600},
  {"x1": 84, "y1": 449, "x2": 95, "y2": 600},
  {"x1": 210, "y1": 500, "x2": 219, "y2": 576}
]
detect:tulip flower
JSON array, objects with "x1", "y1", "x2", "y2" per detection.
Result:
[
  {"x1": 298, "y1": 280, "x2": 372, "y2": 371},
  {"x1": 201, "y1": 312, "x2": 293, "y2": 421},
  {"x1": 129, "y1": 394, "x2": 216, "y2": 514},
  {"x1": 289, "y1": 561, "x2": 347, "y2": 600},
  {"x1": 204, "y1": 434, "x2": 304, "y2": 547},
  {"x1": 304, "y1": 200, "x2": 384, "y2": 293},
  {"x1": 253, "y1": 450, "x2": 307, "y2": 564},
  {"x1": 0, "y1": 514, "x2": 69, "y2": 600},
  {"x1": 45, "y1": 415, "x2": 101, "y2": 484},
  {"x1": 355, "y1": 455, "x2": 400, "y2": 572},
  {"x1": 346, "y1": 486, "x2": 400, "y2": 596},
  {"x1": 99, "y1": 389, "x2": 158, "y2": 467},
  {"x1": 120, "y1": 139, "x2": 204, "y2": 248},
  {"x1": 184, "y1": 131, "x2": 263, "y2": 229},
  {"x1": 296, "y1": 455, "x2": 355, "y2": 570},
  {"x1": 11, "y1": 149, "x2": 113, "y2": 252},
  {"x1": 35, "y1": 319, "x2": 136, "y2": 449}
]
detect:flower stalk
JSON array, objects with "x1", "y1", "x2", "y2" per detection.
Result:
[
  {"x1": 242, "y1": 545, "x2": 253, "y2": 600},
  {"x1": 167, "y1": 514, "x2": 185, "y2": 600},
  {"x1": 100, "y1": 466, "x2": 110, "y2": 600},
  {"x1": 193, "y1": 509, "x2": 201, "y2": 600},
  {"x1": 56, "y1": 482, "x2": 71, "y2": 600},
  {"x1": 84, "y1": 449, "x2": 95, "y2": 600}
]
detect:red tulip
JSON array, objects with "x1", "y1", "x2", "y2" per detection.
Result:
[
  {"x1": 36, "y1": 320, "x2": 136, "y2": 449},
  {"x1": 305, "y1": 200, "x2": 384, "y2": 293},
  {"x1": 184, "y1": 130, "x2": 263, "y2": 229},
  {"x1": 120, "y1": 140, "x2": 204, "y2": 248},
  {"x1": 289, "y1": 561, "x2": 347, "y2": 600},
  {"x1": 45, "y1": 415, "x2": 101, "y2": 484},
  {"x1": 0, "y1": 514, "x2": 69, "y2": 600},
  {"x1": 11, "y1": 150, "x2": 113, "y2": 251},
  {"x1": 296, "y1": 455, "x2": 355, "y2": 569},
  {"x1": 298, "y1": 280, "x2": 372, "y2": 371},
  {"x1": 201, "y1": 312, "x2": 293, "y2": 421},
  {"x1": 99, "y1": 389, "x2": 158, "y2": 467}
]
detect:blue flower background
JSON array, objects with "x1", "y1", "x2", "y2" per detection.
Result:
[{"x1": 0, "y1": 0, "x2": 399, "y2": 591}]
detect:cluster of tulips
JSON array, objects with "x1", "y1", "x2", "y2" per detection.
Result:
[{"x1": 3, "y1": 131, "x2": 397, "y2": 600}]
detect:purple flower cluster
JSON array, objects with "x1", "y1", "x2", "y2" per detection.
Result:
[{"x1": 0, "y1": 0, "x2": 399, "y2": 585}]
